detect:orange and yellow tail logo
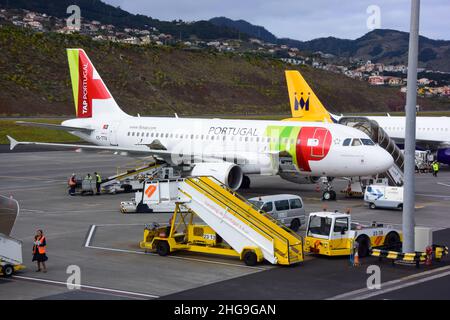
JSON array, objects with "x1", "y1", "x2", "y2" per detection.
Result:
[{"x1": 284, "y1": 70, "x2": 332, "y2": 123}]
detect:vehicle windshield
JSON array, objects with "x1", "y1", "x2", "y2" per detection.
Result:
[
  {"x1": 307, "y1": 215, "x2": 332, "y2": 237},
  {"x1": 248, "y1": 200, "x2": 264, "y2": 209}
]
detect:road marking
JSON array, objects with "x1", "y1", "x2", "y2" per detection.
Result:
[
  {"x1": 327, "y1": 265, "x2": 450, "y2": 300},
  {"x1": 85, "y1": 225, "x2": 270, "y2": 270},
  {"x1": 417, "y1": 193, "x2": 450, "y2": 199},
  {"x1": 437, "y1": 182, "x2": 450, "y2": 188},
  {"x1": 12, "y1": 275, "x2": 159, "y2": 299},
  {"x1": 86, "y1": 244, "x2": 270, "y2": 271},
  {"x1": 85, "y1": 224, "x2": 96, "y2": 247}
]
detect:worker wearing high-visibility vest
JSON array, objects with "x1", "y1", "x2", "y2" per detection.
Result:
[
  {"x1": 32, "y1": 229, "x2": 48, "y2": 273},
  {"x1": 94, "y1": 172, "x2": 102, "y2": 195},
  {"x1": 432, "y1": 161, "x2": 440, "y2": 177}
]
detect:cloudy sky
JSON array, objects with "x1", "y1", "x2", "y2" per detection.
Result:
[{"x1": 103, "y1": 0, "x2": 449, "y2": 41}]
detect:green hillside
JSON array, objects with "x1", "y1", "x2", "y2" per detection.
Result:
[{"x1": 0, "y1": 26, "x2": 448, "y2": 117}]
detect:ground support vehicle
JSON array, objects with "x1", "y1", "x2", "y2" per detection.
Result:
[
  {"x1": 304, "y1": 211, "x2": 402, "y2": 257},
  {"x1": 139, "y1": 176, "x2": 303, "y2": 266},
  {"x1": 0, "y1": 233, "x2": 25, "y2": 277}
]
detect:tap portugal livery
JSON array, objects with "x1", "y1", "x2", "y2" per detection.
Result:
[
  {"x1": 7, "y1": 49, "x2": 393, "y2": 189},
  {"x1": 285, "y1": 70, "x2": 450, "y2": 165}
]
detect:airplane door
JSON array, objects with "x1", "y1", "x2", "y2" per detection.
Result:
[
  {"x1": 310, "y1": 127, "x2": 329, "y2": 158},
  {"x1": 109, "y1": 122, "x2": 119, "y2": 146}
]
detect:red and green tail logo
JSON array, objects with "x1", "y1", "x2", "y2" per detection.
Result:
[{"x1": 67, "y1": 49, "x2": 111, "y2": 118}]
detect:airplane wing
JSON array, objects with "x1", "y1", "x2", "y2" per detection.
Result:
[
  {"x1": 7, "y1": 136, "x2": 276, "y2": 163},
  {"x1": 15, "y1": 121, "x2": 94, "y2": 134}
]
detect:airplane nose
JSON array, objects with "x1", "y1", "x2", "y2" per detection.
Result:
[{"x1": 376, "y1": 148, "x2": 394, "y2": 172}]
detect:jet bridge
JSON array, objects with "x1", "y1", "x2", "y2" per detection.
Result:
[
  {"x1": 339, "y1": 117, "x2": 404, "y2": 186},
  {"x1": 139, "y1": 176, "x2": 303, "y2": 266}
]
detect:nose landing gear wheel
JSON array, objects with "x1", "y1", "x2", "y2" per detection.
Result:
[{"x1": 322, "y1": 190, "x2": 336, "y2": 201}]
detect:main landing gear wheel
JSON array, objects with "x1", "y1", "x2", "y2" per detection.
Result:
[
  {"x1": 240, "y1": 175, "x2": 251, "y2": 189},
  {"x1": 322, "y1": 190, "x2": 336, "y2": 201}
]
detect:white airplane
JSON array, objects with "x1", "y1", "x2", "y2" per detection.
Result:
[
  {"x1": 7, "y1": 49, "x2": 393, "y2": 194},
  {"x1": 283, "y1": 71, "x2": 450, "y2": 166},
  {"x1": 355, "y1": 115, "x2": 450, "y2": 165}
]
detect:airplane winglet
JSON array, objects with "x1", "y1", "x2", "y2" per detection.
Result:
[{"x1": 7, "y1": 135, "x2": 19, "y2": 150}]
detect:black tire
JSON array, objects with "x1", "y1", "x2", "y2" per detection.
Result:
[
  {"x1": 384, "y1": 232, "x2": 401, "y2": 251},
  {"x1": 136, "y1": 202, "x2": 152, "y2": 213},
  {"x1": 330, "y1": 190, "x2": 337, "y2": 200},
  {"x1": 290, "y1": 219, "x2": 301, "y2": 232},
  {"x1": 243, "y1": 251, "x2": 258, "y2": 266},
  {"x1": 322, "y1": 191, "x2": 331, "y2": 201},
  {"x1": 356, "y1": 236, "x2": 370, "y2": 258},
  {"x1": 398, "y1": 204, "x2": 403, "y2": 210},
  {"x1": 2, "y1": 265, "x2": 14, "y2": 277},
  {"x1": 156, "y1": 241, "x2": 170, "y2": 256},
  {"x1": 122, "y1": 185, "x2": 133, "y2": 193},
  {"x1": 369, "y1": 203, "x2": 376, "y2": 209}
]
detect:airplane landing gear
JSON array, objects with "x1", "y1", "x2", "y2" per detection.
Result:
[{"x1": 321, "y1": 177, "x2": 336, "y2": 201}]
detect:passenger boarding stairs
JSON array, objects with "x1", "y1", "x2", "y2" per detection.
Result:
[
  {"x1": 143, "y1": 176, "x2": 303, "y2": 265},
  {"x1": 339, "y1": 117, "x2": 404, "y2": 186}
]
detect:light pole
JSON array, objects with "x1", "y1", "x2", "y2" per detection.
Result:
[{"x1": 403, "y1": 0, "x2": 420, "y2": 253}]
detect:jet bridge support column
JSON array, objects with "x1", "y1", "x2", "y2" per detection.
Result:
[{"x1": 403, "y1": 0, "x2": 420, "y2": 253}]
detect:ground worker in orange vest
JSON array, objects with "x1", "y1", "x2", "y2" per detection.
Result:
[
  {"x1": 32, "y1": 229, "x2": 48, "y2": 273},
  {"x1": 68, "y1": 173, "x2": 76, "y2": 196}
]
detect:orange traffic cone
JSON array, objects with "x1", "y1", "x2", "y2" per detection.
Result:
[{"x1": 353, "y1": 250, "x2": 360, "y2": 267}]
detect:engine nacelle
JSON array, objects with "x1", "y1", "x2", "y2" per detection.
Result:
[
  {"x1": 437, "y1": 148, "x2": 450, "y2": 165},
  {"x1": 190, "y1": 162, "x2": 243, "y2": 190}
]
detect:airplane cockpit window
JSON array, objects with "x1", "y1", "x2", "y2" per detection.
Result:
[
  {"x1": 343, "y1": 138, "x2": 351, "y2": 146},
  {"x1": 361, "y1": 138, "x2": 375, "y2": 146},
  {"x1": 351, "y1": 139, "x2": 362, "y2": 146}
]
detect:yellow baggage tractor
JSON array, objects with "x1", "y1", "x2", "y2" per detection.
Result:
[{"x1": 304, "y1": 211, "x2": 402, "y2": 257}]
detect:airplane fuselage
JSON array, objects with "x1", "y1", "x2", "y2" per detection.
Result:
[{"x1": 64, "y1": 116, "x2": 393, "y2": 178}]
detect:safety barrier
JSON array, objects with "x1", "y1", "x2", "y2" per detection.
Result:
[{"x1": 371, "y1": 245, "x2": 448, "y2": 268}]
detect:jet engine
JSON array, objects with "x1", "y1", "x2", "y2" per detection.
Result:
[
  {"x1": 190, "y1": 162, "x2": 244, "y2": 190},
  {"x1": 437, "y1": 148, "x2": 450, "y2": 165}
]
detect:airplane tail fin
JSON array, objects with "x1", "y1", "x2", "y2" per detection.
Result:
[
  {"x1": 284, "y1": 70, "x2": 333, "y2": 123},
  {"x1": 67, "y1": 48, "x2": 128, "y2": 119}
]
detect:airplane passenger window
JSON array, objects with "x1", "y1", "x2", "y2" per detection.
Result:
[
  {"x1": 361, "y1": 139, "x2": 375, "y2": 146},
  {"x1": 165, "y1": 133, "x2": 169, "y2": 138},
  {"x1": 245, "y1": 137, "x2": 248, "y2": 142},
  {"x1": 343, "y1": 138, "x2": 351, "y2": 146},
  {"x1": 256, "y1": 137, "x2": 259, "y2": 142},
  {"x1": 190, "y1": 134, "x2": 194, "y2": 139},
  {"x1": 132, "y1": 132, "x2": 135, "y2": 136},
  {"x1": 136, "y1": 132, "x2": 140, "y2": 137},
  {"x1": 352, "y1": 139, "x2": 362, "y2": 146},
  {"x1": 180, "y1": 134, "x2": 183, "y2": 138},
  {"x1": 127, "y1": 132, "x2": 130, "y2": 136},
  {"x1": 146, "y1": 133, "x2": 149, "y2": 137}
]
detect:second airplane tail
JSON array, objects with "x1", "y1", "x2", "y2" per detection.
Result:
[{"x1": 284, "y1": 70, "x2": 333, "y2": 123}]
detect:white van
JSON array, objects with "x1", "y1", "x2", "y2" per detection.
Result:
[
  {"x1": 364, "y1": 185, "x2": 403, "y2": 210},
  {"x1": 248, "y1": 194, "x2": 306, "y2": 231}
]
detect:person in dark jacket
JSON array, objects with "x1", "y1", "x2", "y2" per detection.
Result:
[{"x1": 32, "y1": 229, "x2": 48, "y2": 273}]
